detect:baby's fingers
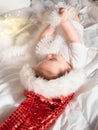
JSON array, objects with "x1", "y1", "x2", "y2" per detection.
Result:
[
  {"x1": 59, "y1": 8, "x2": 65, "y2": 14},
  {"x1": 59, "y1": 8, "x2": 67, "y2": 15},
  {"x1": 58, "y1": 8, "x2": 68, "y2": 22}
]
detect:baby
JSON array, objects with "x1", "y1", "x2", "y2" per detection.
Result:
[
  {"x1": 0, "y1": 7, "x2": 88, "y2": 130},
  {"x1": 33, "y1": 7, "x2": 87, "y2": 80}
]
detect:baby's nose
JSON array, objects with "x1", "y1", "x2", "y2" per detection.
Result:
[{"x1": 46, "y1": 54, "x2": 53, "y2": 59}]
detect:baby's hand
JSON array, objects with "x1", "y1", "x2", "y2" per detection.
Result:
[
  {"x1": 48, "y1": 8, "x2": 68, "y2": 27},
  {"x1": 59, "y1": 8, "x2": 68, "y2": 23}
]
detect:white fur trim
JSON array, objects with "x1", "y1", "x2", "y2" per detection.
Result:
[
  {"x1": 20, "y1": 64, "x2": 86, "y2": 98},
  {"x1": 48, "y1": 10, "x2": 61, "y2": 27}
]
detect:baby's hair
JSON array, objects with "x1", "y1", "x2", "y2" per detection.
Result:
[{"x1": 34, "y1": 66, "x2": 72, "y2": 80}]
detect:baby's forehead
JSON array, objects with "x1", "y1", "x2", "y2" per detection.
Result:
[{"x1": 35, "y1": 68, "x2": 57, "y2": 79}]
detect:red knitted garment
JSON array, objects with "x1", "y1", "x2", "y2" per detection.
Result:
[{"x1": 0, "y1": 90, "x2": 74, "y2": 130}]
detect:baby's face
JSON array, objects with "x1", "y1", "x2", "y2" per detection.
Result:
[{"x1": 34, "y1": 54, "x2": 72, "y2": 79}]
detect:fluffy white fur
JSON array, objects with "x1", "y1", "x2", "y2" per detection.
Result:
[
  {"x1": 20, "y1": 64, "x2": 86, "y2": 98},
  {"x1": 35, "y1": 35, "x2": 67, "y2": 61},
  {"x1": 48, "y1": 10, "x2": 61, "y2": 27},
  {"x1": 47, "y1": 3, "x2": 77, "y2": 28},
  {"x1": 0, "y1": 43, "x2": 32, "y2": 65}
]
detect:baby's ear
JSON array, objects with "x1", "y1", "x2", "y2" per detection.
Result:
[{"x1": 64, "y1": 62, "x2": 72, "y2": 74}]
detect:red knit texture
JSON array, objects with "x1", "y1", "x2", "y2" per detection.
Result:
[{"x1": 0, "y1": 90, "x2": 73, "y2": 130}]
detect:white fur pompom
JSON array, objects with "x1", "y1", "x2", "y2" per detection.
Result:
[
  {"x1": 20, "y1": 64, "x2": 36, "y2": 90},
  {"x1": 67, "y1": 6, "x2": 76, "y2": 20},
  {"x1": 47, "y1": 10, "x2": 61, "y2": 27},
  {"x1": 55, "y1": 2, "x2": 77, "y2": 20},
  {"x1": 55, "y1": 1, "x2": 67, "y2": 9}
]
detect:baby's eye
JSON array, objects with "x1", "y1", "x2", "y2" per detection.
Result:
[
  {"x1": 49, "y1": 58, "x2": 57, "y2": 61},
  {"x1": 35, "y1": 74, "x2": 39, "y2": 78}
]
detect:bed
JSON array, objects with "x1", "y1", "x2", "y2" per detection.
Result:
[{"x1": 0, "y1": 0, "x2": 98, "y2": 130}]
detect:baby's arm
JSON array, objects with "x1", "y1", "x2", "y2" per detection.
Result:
[
  {"x1": 39, "y1": 25, "x2": 55, "y2": 40},
  {"x1": 59, "y1": 8, "x2": 82, "y2": 44},
  {"x1": 59, "y1": 8, "x2": 87, "y2": 68}
]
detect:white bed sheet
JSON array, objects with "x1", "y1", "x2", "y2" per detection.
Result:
[
  {"x1": 0, "y1": 0, "x2": 98, "y2": 130},
  {"x1": 0, "y1": 0, "x2": 30, "y2": 14}
]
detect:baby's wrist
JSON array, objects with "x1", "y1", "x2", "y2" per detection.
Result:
[
  {"x1": 61, "y1": 18, "x2": 70, "y2": 26},
  {"x1": 48, "y1": 25, "x2": 56, "y2": 30}
]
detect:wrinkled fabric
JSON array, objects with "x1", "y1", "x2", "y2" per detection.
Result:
[{"x1": 0, "y1": 0, "x2": 98, "y2": 130}]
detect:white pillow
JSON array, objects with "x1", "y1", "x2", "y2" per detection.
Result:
[{"x1": 0, "y1": 0, "x2": 30, "y2": 14}]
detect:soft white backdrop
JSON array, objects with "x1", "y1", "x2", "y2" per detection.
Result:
[{"x1": 0, "y1": 0, "x2": 30, "y2": 14}]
